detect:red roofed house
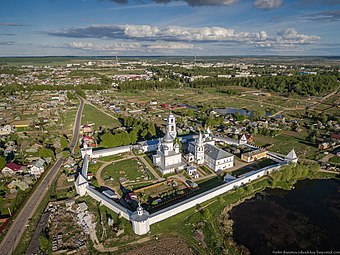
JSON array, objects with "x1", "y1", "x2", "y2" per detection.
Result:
[
  {"x1": 82, "y1": 135, "x2": 97, "y2": 147},
  {"x1": 331, "y1": 133, "x2": 340, "y2": 140},
  {"x1": 82, "y1": 125, "x2": 93, "y2": 134},
  {"x1": 2, "y1": 162, "x2": 23, "y2": 176}
]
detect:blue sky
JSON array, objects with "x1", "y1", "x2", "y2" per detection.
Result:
[{"x1": 0, "y1": 0, "x2": 339, "y2": 56}]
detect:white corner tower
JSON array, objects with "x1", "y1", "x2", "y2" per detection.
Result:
[
  {"x1": 81, "y1": 142, "x2": 93, "y2": 158},
  {"x1": 285, "y1": 149, "x2": 298, "y2": 163},
  {"x1": 130, "y1": 205, "x2": 150, "y2": 235},
  {"x1": 166, "y1": 112, "x2": 177, "y2": 139}
]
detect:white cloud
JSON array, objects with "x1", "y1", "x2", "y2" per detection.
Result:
[
  {"x1": 0, "y1": 39, "x2": 14, "y2": 45},
  {"x1": 109, "y1": 0, "x2": 238, "y2": 6},
  {"x1": 46, "y1": 25, "x2": 319, "y2": 51},
  {"x1": 154, "y1": 0, "x2": 238, "y2": 6},
  {"x1": 147, "y1": 42, "x2": 195, "y2": 49},
  {"x1": 67, "y1": 42, "x2": 141, "y2": 51},
  {"x1": 48, "y1": 24, "x2": 266, "y2": 43},
  {"x1": 65, "y1": 41, "x2": 195, "y2": 53},
  {"x1": 254, "y1": 0, "x2": 283, "y2": 9},
  {"x1": 254, "y1": 28, "x2": 320, "y2": 48}
]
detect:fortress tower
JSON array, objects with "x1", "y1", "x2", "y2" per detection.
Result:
[{"x1": 130, "y1": 205, "x2": 150, "y2": 235}]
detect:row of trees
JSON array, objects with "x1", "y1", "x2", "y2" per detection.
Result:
[
  {"x1": 204, "y1": 115, "x2": 224, "y2": 127},
  {"x1": 99, "y1": 116, "x2": 158, "y2": 148},
  {"x1": 119, "y1": 79, "x2": 180, "y2": 91},
  {"x1": 270, "y1": 163, "x2": 320, "y2": 189},
  {"x1": 2, "y1": 83, "x2": 110, "y2": 95},
  {"x1": 190, "y1": 75, "x2": 339, "y2": 96}
]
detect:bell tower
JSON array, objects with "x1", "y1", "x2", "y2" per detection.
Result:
[
  {"x1": 195, "y1": 132, "x2": 205, "y2": 164},
  {"x1": 166, "y1": 113, "x2": 177, "y2": 139}
]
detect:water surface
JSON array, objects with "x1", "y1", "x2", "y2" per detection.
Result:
[{"x1": 230, "y1": 179, "x2": 340, "y2": 254}]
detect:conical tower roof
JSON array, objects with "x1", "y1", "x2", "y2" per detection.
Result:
[{"x1": 285, "y1": 149, "x2": 298, "y2": 161}]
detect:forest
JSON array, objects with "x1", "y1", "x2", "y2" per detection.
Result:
[
  {"x1": 117, "y1": 74, "x2": 339, "y2": 96},
  {"x1": 190, "y1": 75, "x2": 339, "y2": 96}
]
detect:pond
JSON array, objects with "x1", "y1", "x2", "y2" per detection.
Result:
[
  {"x1": 229, "y1": 179, "x2": 340, "y2": 254},
  {"x1": 214, "y1": 107, "x2": 272, "y2": 117}
]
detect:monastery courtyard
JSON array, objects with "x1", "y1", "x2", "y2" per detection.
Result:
[{"x1": 88, "y1": 148, "x2": 275, "y2": 212}]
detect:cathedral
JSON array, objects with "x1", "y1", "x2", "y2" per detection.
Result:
[{"x1": 152, "y1": 113, "x2": 186, "y2": 175}]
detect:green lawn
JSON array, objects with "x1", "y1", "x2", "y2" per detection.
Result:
[
  {"x1": 81, "y1": 104, "x2": 121, "y2": 129},
  {"x1": 0, "y1": 199, "x2": 13, "y2": 215},
  {"x1": 231, "y1": 158, "x2": 276, "y2": 177},
  {"x1": 88, "y1": 162, "x2": 104, "y2": 175},
  {"x1": 329, "y1": 156, "x2": 340, "y2": 164},
  {"x1": 101, "y1": 158, "x2": 153, "y2": 186},
  {"x1": 254, "y1": 133, "x2": 319, "y2": 159},
  {"x1": 62, "y1": 109, "x2": 77, "y2": 130}
]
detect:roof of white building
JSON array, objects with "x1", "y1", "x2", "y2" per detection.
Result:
[
  {"x1": 204, "y1": 144, "x2": 233, "y2": 160},
  {"x1": 92, "y1": 145, "x2": 131, "y2": 155},
  {"x1": 75, "y1": 174, "x2": 87, "y2": 186},
  {"x1": 130, "y1": 206, "x2": 150, "y2": 222}
]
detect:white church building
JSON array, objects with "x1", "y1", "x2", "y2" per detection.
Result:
[
  {"x1": 153, "y1": 113, "x2": 186, "y2": 175},
  {"x1": 188, "y1": 132, "x2": 234, "y2": 172}
]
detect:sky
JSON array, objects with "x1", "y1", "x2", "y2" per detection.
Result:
[{"x1": 0, "y1": 0, "x2": 339, "y2": 56}]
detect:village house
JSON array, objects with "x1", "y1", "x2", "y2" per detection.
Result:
[
  {"x1": 0, "y1": 125, "x2": 13, "y2": 136},
  {"x1": 28, "y1": 158, "x2": 46, "y2": 176},
  {"x1": 1, "y1": 162, "x2": 24, "y2": 176}
]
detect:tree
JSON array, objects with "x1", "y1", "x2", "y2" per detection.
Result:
[
  {"x1": 38, "y1": 148, "x2": 55, "y2": 159},
  {"x1": 141, "y1": 129, "x2": 148, "y2": 140},
  {"x1": 75, "y1": 87, "x2": 86, "y2": 99},
  {"x1": 0, "y1": 156, "x2": 6, "y2": 169},
  {"x1": 61, "y1": 150, "x2": 71, "y2": 159},
  {"x1": 235, "y1": 112, "x2": 246, "y2": 121},
  {"x1": 251, "y1": 109, "x2": 265, "y2": 121},
  {"x1": 100, "y1": 132, "x2": 115, "y2": 148},
  {"x1": 66, "y1": 91, "x2": 74, "y2": 100},
  {"x1": 39, "y1": 235, "x2": 50, "y2": 252},
  {"x1": 129, "y1": 130, "x2": 138, "y2": 144},
  {"x1": 60, "y1": 135, "x2": 69, "y2": 150},
  {"x1": 147, "y1": 123, "x2": 157, "y2": 137},
  {"x1": 320, "y1": 112, "x2": 328, "y2": 125}
]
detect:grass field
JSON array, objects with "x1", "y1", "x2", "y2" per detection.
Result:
[
  {"x1": 253, "y1": 132, "x2": 319, "y2": 159},
  {"x1": 81, "y1": 104, "x2": 121, "y2": 129},
  {"x1": 88, "y1": 161, "x2": 104, "y2": 176},
  {"x1": 0, "y1": 199, "x2": 12, "y2": 215},
  {"x1": 62, "y1": 109, "x2": 77, "y2": 130},
  {"x1": 329, "y1": 156, "x2": 340, "y2": 164},
  {"x1": 0, "y1": 57, "x2": 88, "y2": 66},
  {"x1": 231, "y1": 158, "x2": 276, "y2": 177},
  {"x1": 101, "y1": 158, "x2": 153, "y2": 186}
]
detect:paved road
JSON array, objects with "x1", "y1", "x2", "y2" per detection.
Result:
[
  {"x1": 70, "y1": 96, "x2": 85, "y2": 153},
  {"x1": 0, "y1": 97, "x2": 84, "y2": 255}
]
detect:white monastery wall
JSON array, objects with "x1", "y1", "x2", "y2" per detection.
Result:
[
  {"x1": 149, "y1": 163, "x2": 284, "y2": 225},
  {"x1": 86, "y1": 186, "x2": 132, "y2": 220}
]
